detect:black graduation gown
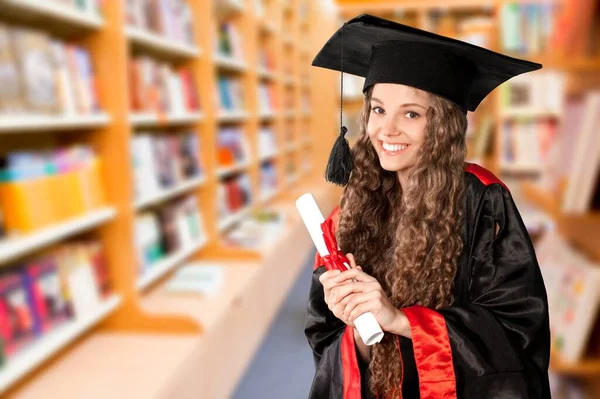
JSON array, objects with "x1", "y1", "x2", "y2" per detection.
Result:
[{"x1": 304, "y1": 163, "x2": 551, "y2": 399}]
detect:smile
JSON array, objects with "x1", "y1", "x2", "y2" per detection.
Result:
[{"x1": 380, "y1": 141, "x2": 410, "y2": 155}]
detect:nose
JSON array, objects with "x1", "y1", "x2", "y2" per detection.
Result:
[{"x1": 381, "y1": 116, "x2": 399, "y2": 137}]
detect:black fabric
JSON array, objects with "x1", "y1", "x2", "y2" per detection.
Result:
[
  {"x1": 304, "y1": 171, "x2": 551, "y2": 398},
  {"x1": 311, "y1": 14, "x2": 542, "y2": 112}
]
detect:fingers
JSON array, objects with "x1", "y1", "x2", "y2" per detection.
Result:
[
  {"x1": 347, "y1": 299, "x2": 380, "y2": 323},
  {"x1": 342, "y1": 290, "x2": 381, "y2": 318},
  {"x1": 330, "y1": 281, "x2": 378, "y2": 304},
  {"x1": 318, "y1": 269, "x2": 341, "y2": 285},
  {"x1": 336, "y1": 267, "x2": 377, "y2": 284},
  {"x1": 346, "y1": 253, "x2": 356, "y2": 270}
]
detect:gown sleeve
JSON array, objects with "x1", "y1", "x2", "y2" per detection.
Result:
[
  {"x1": 304, "y1": 206, "x2": 366, "y2": 399},
  {"x1": 401, "y1": 183, "x2": 551, "y2": 399}
]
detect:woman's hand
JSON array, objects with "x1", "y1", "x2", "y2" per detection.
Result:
[{"x1": 332, "y1": 256, "x2": 409, "y2": 336}]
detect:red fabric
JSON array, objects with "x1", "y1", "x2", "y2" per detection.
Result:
[
  {"x1": 402, "y1": 306, "x2": 457, "y2": 399},
  {"x1": 341, "y1": 326, "x2": 362, "y2": 399},
  {"x1": 464, "y1": 162, "x2": 509, "y2": 192},
  {"x1": 313, "y1": 206, "x2": 341, "y2": 270},
  {"x1": 321, "y1": 218, "x2": 351, "y2": 272}
]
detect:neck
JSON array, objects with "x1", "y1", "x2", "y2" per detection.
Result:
[{"x1": 397, "y1": 170, "x2": 408, "y2": 191}]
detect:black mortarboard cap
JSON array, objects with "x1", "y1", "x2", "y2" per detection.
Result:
[{"x1": 312, "y1": 14, "x2": 542, "y2": 186}]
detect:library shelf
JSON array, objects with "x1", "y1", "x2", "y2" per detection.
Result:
[
  {"x1": 0, "y1": 207, "x2": 117, "y2": 265},
  {"x1": 136, "y1": 236, "x2": 210, "y2": 291},
  {"x1": 217, "y1": 110, "x2": 250, "y2": 123},
  {"x1": 551, "y1": 351, "x2": 600, "y2": 376},
  {"x1": 500, "y1": 163, "x2": 544, "y2": 175},
  {"x1": 258, "y1": 111, "x2": 277, "y2": 121},
  {"x1": 0, "y1": 294, "x2": 122, "y2": 394},
  {"x1": 134, "y1": 176, "x2": 208, "y2": 210},
  {"x1": 0, "y1": 113, "x2": 111, "y2": 134},
  {"x1": 215, "y1": 0, "x2": 245, "y2": 17},
  {"x1": 125, "y1": 26, "x2": 201, "y2": 59},
  {"x1": 214, "y1": 54, "x2": 248, "y2": 72},
  {"x1": 284, "y1": 110, "x2": 297, "y2": 119},
  {"x1": 0, "y1": 0, "x2": 104, "y2": 30},
  {"x1": 259, "y1": 151, "x2": 279, "y2": 162},
  {"x1": 217, "y1": 206, "x2": 252, "y2": 232},
  {"x1": 259, "y1": 188, "x2": 280, "y2": 204},
  {"x1": 216, "y1": 161, "x2": 251, "y2": 178},
  {"x1": 257, "y1": 68, "x2": 277, "y2": 80},
  {"x1": 500, "y1": 108, "x2": 561, "y2": 120},
  {"x1": 129, "y1": 112, "x2": 205, "y2": 128}
]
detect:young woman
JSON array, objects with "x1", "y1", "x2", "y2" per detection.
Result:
[{"x1": 305, "y1": 15, "x2": 551, "y2": 399}]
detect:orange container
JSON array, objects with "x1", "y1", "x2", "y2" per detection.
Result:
[
  {"x1": 76, "y1": 158, "x2": 107, "y2": 210},
  {"x1": 0, "y1": 177, "x2": 56, "y2": 234}
]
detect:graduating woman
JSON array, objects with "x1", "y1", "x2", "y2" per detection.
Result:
[{"x1": 305, "y1": 14, "x2": 551, "y2": 399}]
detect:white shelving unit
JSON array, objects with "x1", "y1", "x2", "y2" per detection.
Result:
[
  {"x1": 259, "y1": 189, "x2": 279, "y2": 204},
  {"x1": 500, "y1": 108, "x2": 561, "y2": 120},
  {"x1": 259, "y1": 111, "x2": 277, "y2": 121},
  {"x1": 129, "y1": 112, "x2": 205, "y2": 128},
  {"x1": 136, "y1": 237, "x2": 210, "y2": 291},
  {"x1": 0, "y1": 294, "x2": 122, "y2": 394},
  {"x1": 125, "y1": 26, "x2": 201, "y2": 58},
  {"x1": 134, "y1": 176, "x2": 207, "y2": 210},
  {"x1": 0, "y1": 207, "x2": 117, "y2": 265},
  {"x1": 218, "y1": 207, "x2": 252, "y2": 232},
  {"x1": 0, "y1": 0, "x2": 104, "y2": 29},
  {"x1": 0, "y1": 113, "x2": 111, "y2": 134},
  {"x1": 257, "y1": 68, "x2": 277, "y2": 80}
]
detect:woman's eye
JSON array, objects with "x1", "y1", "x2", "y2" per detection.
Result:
[
  {"x1": 371, "y1": 106, "x2": 384, "y2": 115},
  {"x1": 405, "y1": 111, "x2": 420, "y2": 119}
]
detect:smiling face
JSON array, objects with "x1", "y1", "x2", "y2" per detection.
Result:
[{"x1": 367, "y1": 83, "x2": 431, "y2": 185}]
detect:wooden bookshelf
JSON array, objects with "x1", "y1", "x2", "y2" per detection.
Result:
[{"x1": 0, "y1": 0, "x2": 339, "y2": 396}]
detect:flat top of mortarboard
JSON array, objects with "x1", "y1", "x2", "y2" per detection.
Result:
[{"x1": 311, "y1": 14, "x2": 542, "y2": 112}]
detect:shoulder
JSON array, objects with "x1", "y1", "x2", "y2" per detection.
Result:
[
  {"x1": 464, "y1": 162, "x2": 510, "y2": 193},
  {"x1": 327, "y1": 205, "x2": 341, "y2": 226}
]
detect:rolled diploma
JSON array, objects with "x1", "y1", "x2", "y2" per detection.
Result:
[{"x1": 296, "y1": 193, "x2": 384, "y2": 346}]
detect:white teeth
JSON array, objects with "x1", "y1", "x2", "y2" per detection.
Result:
[{"x1": 382, "y1": 142, "x2": 407, "y2": 152}]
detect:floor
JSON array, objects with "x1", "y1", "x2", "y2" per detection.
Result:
[{"x1": 232, "y1": 250, "x2": 316, "y2": 399}]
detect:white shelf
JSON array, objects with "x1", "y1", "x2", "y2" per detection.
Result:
[
  {"x1": 215, "y1": 0, "x2": 245, "y2": 16},
  {"x1": 125, "y1": 26, "x2": 201, "y2": 58},
  {"x1": 129, "y1": 112, "x2": 204, "y2": 128},
  {"x1": 259, "y1": 111, "x2": 277, "y2": 120},
  {"x1": 257, "y1": 68, "x2": 277, "y2": 80},
  {"x1": 0, "y1": 294, "x2": 122, "y2": 394},
  {"x1": 218, "y1": 207, "x2": 252, "y2": 232},
  {"x1": 0, "y1": 113, "x2": 110, "y2": 133},
  {"x1": 214, "y1": 54, "x2": 248, "y2": 72},
  {"x1": 0, "y1": 207, "x2": 117, "y2": 265},
  {"x1": 259, "y1": 151, "x2": 279, "y2": 162},
  {"x1": 134, "y1": 176, "x2": 207, "y2": 210},
  {"x1": 136, "y1": 237, "x2": 210, "y2": 291},
  {"x1": 216, "y1": 161, "x2": 251, "y2": 178},
  {"x1": 0, "y1": 0, "x2": 104, "y2": 29},
  {"x1": 284, "y1": 77, "x2": 296, "y2": 87},
  {"x1": 500, "y1": 108, "x2": 561, "y2": 119},
  {"x1": 217, "y1": 110, "x2": 249, "y2": 123}
]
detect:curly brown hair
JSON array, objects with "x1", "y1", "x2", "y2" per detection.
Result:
[{"x1": 336, "y1": 85, "x2": 468, "y2": 398}]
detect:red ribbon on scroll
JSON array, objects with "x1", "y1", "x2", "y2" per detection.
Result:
[{"x1": 320, "y1": 218, "x2": 351, "y2": 272}]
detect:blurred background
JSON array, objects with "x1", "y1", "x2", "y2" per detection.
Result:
[{"x1": 0, "y1": 0, "x2": 597, "y2": 398}]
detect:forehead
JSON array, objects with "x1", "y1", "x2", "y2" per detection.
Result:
[{"x1": 371, "y1": 83, "x2": 430, "y2": 105}]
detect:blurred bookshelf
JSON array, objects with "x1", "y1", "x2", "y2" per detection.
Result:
[{"x1": 0, "y1": 0, "x2": 339, "y2": 397}]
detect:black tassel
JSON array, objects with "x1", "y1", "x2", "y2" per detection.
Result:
[{"x1": 325, "y1": 126, "x2": 353, "y2": 186}]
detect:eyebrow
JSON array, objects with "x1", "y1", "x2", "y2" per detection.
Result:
[{"x1": 371, "y1": 97, "x2": 426, "y2": 110}]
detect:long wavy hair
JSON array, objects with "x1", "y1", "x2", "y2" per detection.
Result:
[{"x1": 337, "y1": 85, "x2": 468, "y2": 398}]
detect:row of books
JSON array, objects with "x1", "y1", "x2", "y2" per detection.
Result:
[
  {"x1": 258, "y1": 127, "x2": 277, "y2": 159},
  {"x1": 258, "y1": 47, "x2": 276, "y2": 72},
  {"x1": 131, "y1": 132, "x2": 203, "y2": 203},
  {"x1": 500, "y1": 2, "x2": 559, "y2": 55},
  {"x1": 535, "y1": 229, "x2": 600, "y2": 363},
  {"x1": 223, "y1": 209, "x2": 285, "y2": 250},
  {"x1": 258, "y1": 83, "x2": 276, "y2": 113},
  {"x1": 217, "y1": 127, "x2": 250, "y2": 168},
  {"x1": 0, "y1": 23, "x2": 100, "y2": 116},
  {"x1": 260, "y1": 161, "x2": 278, "y2": 194},
  {"x1": 0, "y1": 146, "x2": 106, "y2": 236},
  {"x1": 216, "y1": 76, "x2": 245, "y2": 113},
  {"x1": 499, "y1": 71, "x2": 565, "y2": 114},
  {"x1": 501, "y1": 119, "x2": 557, "y2": 168},
  {"x1": 0, "y1": 240, "x2": 111, "y2": 361},
  {"x1": 215, "y1": 22, "x2": 244, "y2": 60},
  {"x1": 134, "y1": 195, "x2": 206, "y2": 274},
  {"x1": 129, "y1": 56, "x2": 200, "y2": 116},
  {"x1": 125, "y1": 0, "x2": 195, "y2": 45},
  {"x1": 218, "y1": 175, "x2": 252, "y2": 222}
]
